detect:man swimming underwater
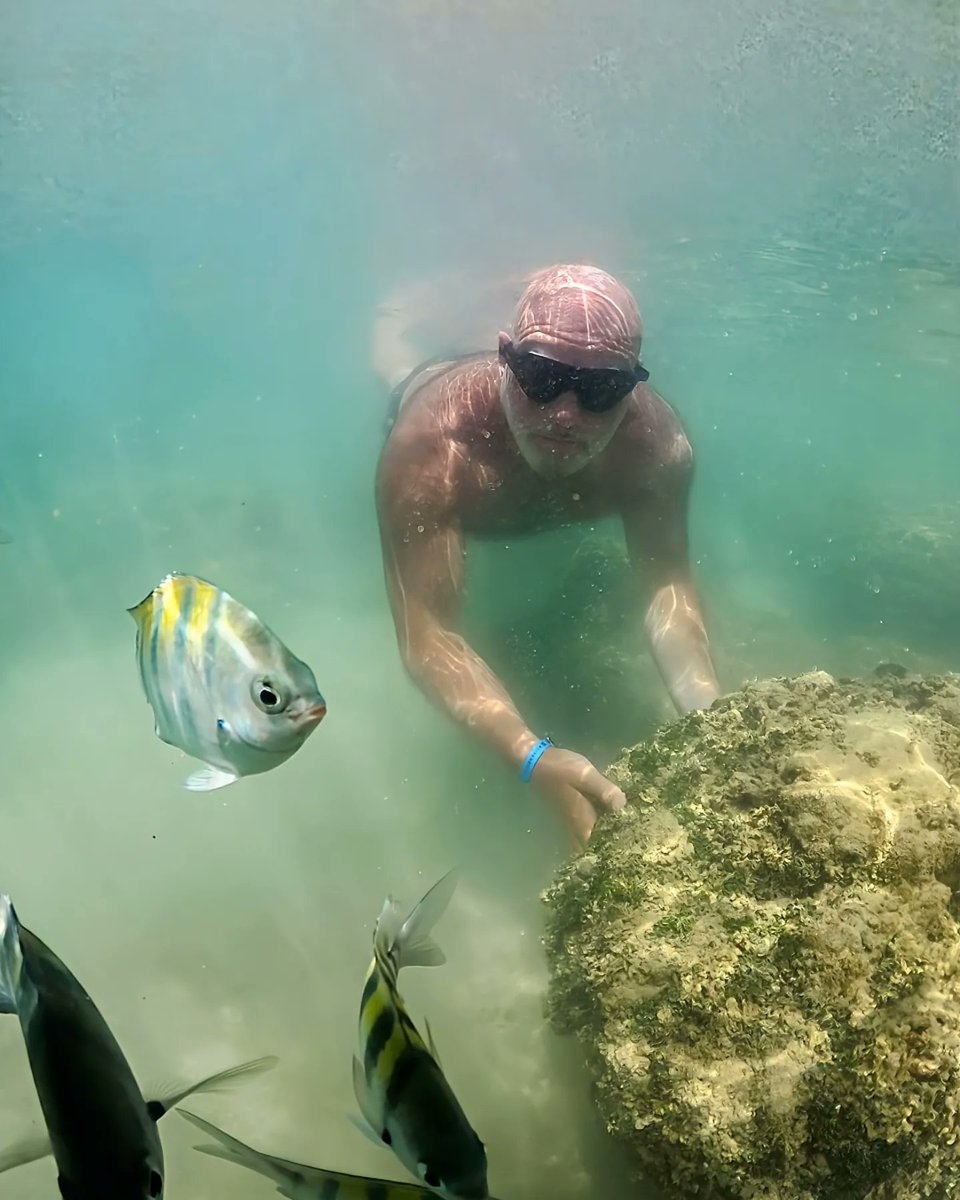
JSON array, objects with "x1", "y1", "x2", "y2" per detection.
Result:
[{"x1": 375, "y1": 264, "x2": 720, "y2": 846}]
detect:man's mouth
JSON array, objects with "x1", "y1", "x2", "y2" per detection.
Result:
[{"x1": 533, "y1": 433, "x2": 581, "y2": 449}]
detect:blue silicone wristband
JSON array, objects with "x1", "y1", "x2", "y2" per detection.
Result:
[{"x1": 520, "y1": 737, "x2": 552, "y2": 782}]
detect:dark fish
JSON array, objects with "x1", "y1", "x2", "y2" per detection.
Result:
[{"x1": 0, "y1": 894, "x2": 276, "y2": 1198}]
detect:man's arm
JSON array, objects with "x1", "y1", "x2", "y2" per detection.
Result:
[
  {"x1": 622, "y1": 444, "x2": 721, "y2": 714},
  {"x1": 376, "y1": 447, "x2": 536, "y2": 769},
  {"x1": 376, "y1": 434, "x2": 625, "y2": 846}
]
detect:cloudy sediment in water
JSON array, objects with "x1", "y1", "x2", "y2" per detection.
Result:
[{"x1": 0, "y1": 2, "x2": 956, "y2": 1197}]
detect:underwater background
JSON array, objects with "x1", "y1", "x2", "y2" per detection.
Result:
[{"x1": 0, "y1": 2, "x2": 956, "y2": 1197}]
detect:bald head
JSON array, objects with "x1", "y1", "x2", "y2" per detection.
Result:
[{"x1": 511, "y1": 264, "x2": 643, "y2": 368}]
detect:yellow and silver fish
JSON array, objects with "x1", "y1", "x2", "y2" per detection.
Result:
[
  {"x1": 353, "y1": 871, "x2": 489, "y2": 1200},
  {"x1": 179, "y1": 1109, "x2": 457, "y2": 1199},
  {"x1": 0, "y1": 894, "x2": 275, "y2": 1198},
  {"x1": 128, "y1": 572, "x2": 326, "y2": 791}
]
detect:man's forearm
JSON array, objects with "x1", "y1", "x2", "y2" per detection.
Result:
[
  {"x1": 404, "y1": 626, "x2": 538, "y2": 768},
  {"x1": 644, "y1": 582, "x2": 720, "y2": 713}
]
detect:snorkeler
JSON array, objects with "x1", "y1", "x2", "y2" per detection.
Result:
[{"x1": 375, "y1": 263, "x2": 721, "y2": 847}]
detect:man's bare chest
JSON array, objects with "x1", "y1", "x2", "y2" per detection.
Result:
[{"x1": 456, "y1": 459, "x2": 620, "y2": 537}]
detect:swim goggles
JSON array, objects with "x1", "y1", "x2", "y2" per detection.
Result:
[{"x1": 500, "y1": 339, "x2": 649, "y2": 414}]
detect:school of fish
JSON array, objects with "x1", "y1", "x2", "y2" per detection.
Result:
[
  {"x1": 0, "y1": 569, "x2": 502, "y2": 1196},
  {"x1": 0, "y1": 871, "x2": 497, "y2": 1197}
]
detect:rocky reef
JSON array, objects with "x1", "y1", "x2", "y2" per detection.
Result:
[{"x1": 544, "y1": 668, "x2": 960, "y2": 1200}]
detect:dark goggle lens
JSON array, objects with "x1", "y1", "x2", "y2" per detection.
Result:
[
  {"x1": 504, "y1": 351, "x2": 567, "y2": 402},
  {"x1": 503, "y1": 344, "x2": 648, "y2": 413},
  {"x1": 577, "y1": 372, "x2": 639, "y2": 413}
]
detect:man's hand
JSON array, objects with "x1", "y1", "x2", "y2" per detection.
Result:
[{"x1": 530, "y1": 746, "x2": 627, "y2": 849}]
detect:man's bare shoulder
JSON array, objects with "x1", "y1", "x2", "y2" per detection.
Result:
[
  {"x1": 618, "y1": 385, "x2": 694, "y2": 470},
  {"x1": 376, "y1": 353, "x2": 502, "y2": 518},
  {"x1": 605, "y1": 385, "x2": 694, "y2": 511},
  {"x1": 392, "y1": 353, "x2": 501, "y2": 439}
]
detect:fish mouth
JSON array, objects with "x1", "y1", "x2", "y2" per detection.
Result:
[{"x1": 297, "y1": 700, "x2": 327, "y2": 728}]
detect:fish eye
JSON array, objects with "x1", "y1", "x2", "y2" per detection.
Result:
[
  {"x1": 251, "y1": 677, "x2": 287, "y2": 713},
  {"x1": 148, "y1": 1170, "x2": 163, "y2": 1197}
]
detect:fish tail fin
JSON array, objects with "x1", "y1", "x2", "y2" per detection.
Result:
[
  {"x1": 177, "y1": 1110, "x2": 295, "y2": 1192},
  {"x1": 377, "y1": 869, "x2": 459, "y2": 971},
  {"x1": 177, "y1": 1110, "x2": 275, "y2": 1178},
  {"x1": 146, "y1": 1055, "x2": 278, "y2": 1119},
  {"x1": 0, "y1": 895, "x2": 23, "y2": 1014}
]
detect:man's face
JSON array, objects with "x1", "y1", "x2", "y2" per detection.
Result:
[{"x1": 498, "y1": 332, "x2": 635, "y2": 479}]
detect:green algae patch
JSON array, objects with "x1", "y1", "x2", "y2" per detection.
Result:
[{"x1": 543, "y1": 669, "x2": 960, "y2": 1200}]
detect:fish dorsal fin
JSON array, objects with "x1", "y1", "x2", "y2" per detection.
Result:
[
  {"x1": 127, "y1": 579, "x2": 165, "y2": 626},
  {"x1": 126, "y1": 572, "x2": 191, "y2": 626},
  {"x1": 126, "y1": 593, "x2": 155, "y2": 627},
  {"x1": 145, "y1": 1054, "x2": 278, "y2": 1119}
]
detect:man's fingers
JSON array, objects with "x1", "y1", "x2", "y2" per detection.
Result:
[
  {"x1": 579, "y1": 764, "x2": 627, "y2": 812},
  {"x1": 547, "y1": 782, "x2": 596, "y2": 849},
  {"x1": 567, "y1": 791, "x2": 597, "y2": 850}
]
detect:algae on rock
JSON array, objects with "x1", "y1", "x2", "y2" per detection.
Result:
[{"x1": 544, "y1": 669, "x2": 960, "y2": 1200}]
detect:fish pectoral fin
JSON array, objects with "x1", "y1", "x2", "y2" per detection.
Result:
[
  {"x1": 182, "y1": 765, "x2": 239, "y2": 792},
  {"x1": 0, "y1": 1131, "x2": 53, "y2": 1174},
  {"x1": 146, "y1": 1055, "x2": 278, "y2": 1119},
  {"x1": 351, "y1": 1054, "x2": 383, "y2": 1140}
]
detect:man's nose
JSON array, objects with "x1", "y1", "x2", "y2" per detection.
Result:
[{"x1": 549, "y1": 391, "x2": 579, "y2": 426}]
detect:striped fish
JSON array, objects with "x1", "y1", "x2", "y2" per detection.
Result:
[
  {"x1": 353, "y1": 872, "x2": 490, "y2": 1200},
  {"x1": 179, "y1": 1109, "x2": 446, "y2": 1199},
  {"x1": 0, "y1": 894, "x2": 276, "y2": 1198},
  {"x1": 128, "y1": 573, "x2": 326, "y2": 791}
]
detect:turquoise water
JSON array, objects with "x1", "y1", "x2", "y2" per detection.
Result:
[{"x1": 0, "y1": 2, "x2": 956, "y2": 1197}]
